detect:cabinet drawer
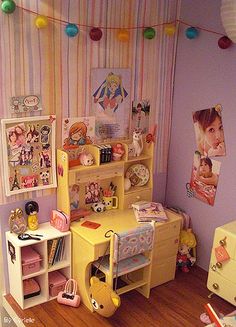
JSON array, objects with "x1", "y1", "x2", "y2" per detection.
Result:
[
  {"x1": 213, "y1": 221, "x2": 236, "y2": 260},
  {"x1": 209, "y1": 252, "x2": 236, "y2": 282},
  {"x1": 150, "y1": 256, "x2": 176, "y2": 288},
  {"x1": 154, "y1": 220, "x2": 181, "y2": 244},
  {"x1": 207, "y1": 270, "x2": 236, "y2": 306},
  {"x1": 153, "y1": 237, "x2": 179, "y2": 262},
  {"x1": 123, "y1": 190, "x2": 152, "y2": 209}
]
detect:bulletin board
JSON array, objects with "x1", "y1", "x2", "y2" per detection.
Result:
[{"x1": 1, "y1": 115, "x2": 57, "y2": 196}]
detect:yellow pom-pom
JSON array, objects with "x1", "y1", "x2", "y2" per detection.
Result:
[
  {"x1": 164, "y1": 24, "x2": 176, "y2": 36},
  {"x1": 35, "y1": 15, "x2": 49, "y2": 29}
]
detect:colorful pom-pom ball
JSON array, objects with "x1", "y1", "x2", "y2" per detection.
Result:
[
  {"x1": 117, "y1": 29, "x2": 130, "y2": 42},
  {"x1": 218, "y1": 35, "x2": 232, "y2": 49},
  {"x1": 1, "y1": 0, "x2": 16, "y2": 14},
  {"x1": 35, "y1": 15, "x2": 49, "y2": 29},
  {"x1": 65, "y1": 24, "x2": 79, "y2": 37},
  {"x1": 185, "y1": 27, "x2": 199, "y2": 39},
  {"x1": 144, "y1": 27, "x2": 156, "y2": 39},
  {"x1": 89, "y1": 27, "x2": 103, "y2": 41},
  {"x1": 164, "y1": 24, "x2": 176, "y2": 36}
]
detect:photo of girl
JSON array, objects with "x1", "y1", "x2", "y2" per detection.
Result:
[
  {"x1": 192, "y1": 105, "x2": 226, "y2": 157},
  {"x1": 62, "y1": 117, "x2": 95, "y2": 150},
  {"x1": 190, "y1": 153, "x2": 221, "y2": 206}
]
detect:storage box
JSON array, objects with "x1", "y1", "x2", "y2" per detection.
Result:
[
  {"x1": 21, "y1": 246, "x2": 42, "y2": 276},
  {"x1": 49, "y1": 271, "x2": 67, "y2": 297},
  {"x1": 23, "y1": 278, "x2": 41, "y2": 299}
]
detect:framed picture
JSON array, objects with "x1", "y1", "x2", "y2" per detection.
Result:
[
  {"x1": 91, "y1": 68, "x2": 131, "y2": 140},
  {"x1": 1, "y1": 115, "x2": 57, "y2": 196}
]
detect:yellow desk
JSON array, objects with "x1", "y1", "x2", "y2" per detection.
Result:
[
  {"x1": 70, "y1": 208, "x2": 182, "y2": 311},
  {"x1": 70, "y1": 209, "x2": 140, "y2": 311}
]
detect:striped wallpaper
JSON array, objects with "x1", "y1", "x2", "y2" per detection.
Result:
[{"x1": 0, "y1": 0, "x2": 179, "y2": 204}]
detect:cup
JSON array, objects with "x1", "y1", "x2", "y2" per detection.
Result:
[{"x1": 103, "y1": 196, "x2": 118, "y2": 210}]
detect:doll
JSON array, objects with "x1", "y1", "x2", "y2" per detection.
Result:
[
  {"x1": 25, "y1": 201, "x2": 39, "y2": 231},
  {"x1": 176, "y1": 229, "x2": 197, "y2": 273}
]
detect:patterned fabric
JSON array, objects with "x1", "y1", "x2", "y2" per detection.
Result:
[
  {"x1": 113, "y1": 224, "x2": 154, "y2": 263},
  {"x1": 0, "y1": 0, "x2": 179, "y2": 204}
]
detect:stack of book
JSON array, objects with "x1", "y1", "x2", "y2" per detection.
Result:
[
  {"x1": 47, "y1": 237, "x2": 65, "y2": 268},
  {"x1": 132, "y1": 201, "x2": 168, "y2": 222}
]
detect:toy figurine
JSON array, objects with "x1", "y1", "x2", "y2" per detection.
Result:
[
  {"x1": 176, "y1": 229, "x2": 197, "y2": 272},
  {"x1": 25, "y1": 201, "x2": 39, "y2": 231}
]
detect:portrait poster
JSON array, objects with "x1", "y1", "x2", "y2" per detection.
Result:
[
  {"x1": 62, "y1": 116, "x2": 95, "y2": 150},
  {"x1": 1, "y1": 115, "x2": 57, "y2": 196},
  {"x1": 131, "y1": 99, "x2": 150, "y2": 134},
  {"x1": 189, "y1": 151, "x2": 221, "y2": 206},
  {"x1": 91, "y1": 68, "x2": 131, "y2": 140},
  {"x1": 192, "y1": 105, "x2": 226, "y2": 157}
]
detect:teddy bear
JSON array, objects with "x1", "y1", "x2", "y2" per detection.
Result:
[{"x1": 89, "y1": 276, "x2": 120, "y2": 317}]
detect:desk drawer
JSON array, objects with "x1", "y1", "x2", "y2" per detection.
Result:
[
  {"x1": 153, "y1": 237, "x2": 179, "y2": 262},
  {"x1": 123, "y1": 190, "x2": 152, "y2": 209},
  {"x1": 207, "y1": 270, "x2": 236, "y2": 306},
  {"x1": 213, "y1": 224, "x2": 236, "y2": 261},
  {"x1": 154, "y1": 220, "x2": 181, "y2": 244},
  {"x1": 150, "y1": 256, "x2": 176, "y2": 288}
]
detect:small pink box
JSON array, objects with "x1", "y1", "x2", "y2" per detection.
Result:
[
  {"x1": 23, "y1": 278, "x2": 41, "y2": 299},
  {"x1": 21, "y1": 247, "x2": 42, "y2": 276},
  {"x1": 49, "y1": 271, "x2": 67, "y2": 297}
]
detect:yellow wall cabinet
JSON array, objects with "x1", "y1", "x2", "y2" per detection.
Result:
[
  {"x1": 57, "y1": 139, "x2": 154, "y2": 216},
  {"x1": 207, "y1": 220, "x2": 236, "y2": 306}
]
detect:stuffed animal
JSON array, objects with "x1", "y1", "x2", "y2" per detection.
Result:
[
  {"x1": 89, "y1": 277, "x2": 121, "y2": 317},
  {"x1": 176, "y1": 229, "x2": 197, "y2": 273}
]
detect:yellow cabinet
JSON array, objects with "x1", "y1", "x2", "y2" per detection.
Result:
[
  {"x1": 151, "y1": 209, "x2": 182, "y2": 288},
  {"x1": 207, "y1": 220, "x2": 236, "y2": 306},
  {"x1": 57, "y1": 138, "x2": 154, "y2": 216}
]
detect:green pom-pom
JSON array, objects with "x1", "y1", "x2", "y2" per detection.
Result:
[{"x1": 1, "y1": 0, "x2": 16, "y2": 14}]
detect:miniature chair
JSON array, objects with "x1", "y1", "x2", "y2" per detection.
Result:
[{"x1": 93, "y1": 223, "x2": 155, "y2": 298}]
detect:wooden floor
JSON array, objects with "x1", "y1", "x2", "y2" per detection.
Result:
[{"x1": 4, "y1": 266, "x2": 235, "y2": 327}]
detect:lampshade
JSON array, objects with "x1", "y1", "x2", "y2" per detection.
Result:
[{"x1": 221, "y1": 0, "x2": 236, "y2": 43}]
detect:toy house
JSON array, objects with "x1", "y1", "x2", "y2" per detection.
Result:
[{"x1": 0, "y1": 1, "x2": 236, "y2": 326}]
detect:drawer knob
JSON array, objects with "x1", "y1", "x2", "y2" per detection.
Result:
[
  {"x1": 136, "y1": 196, "x2": 140, "y2": 200},
  {"x1": 213, "y1": 283, "x2": 219, "y2": 290},
  {"x1": 219, "y1": 238, "x2": 226, "y2": 246},
  {"x1": 216, "y1": 262, "x2": 222, "y2": 269}
]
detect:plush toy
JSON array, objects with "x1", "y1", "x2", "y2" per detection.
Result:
[
  {"x1": 89, "y1": 277, "x2": 121, "y2": 317},
  {"x1": 176, "y1": 229, "x2": 197, "y2": 273}
]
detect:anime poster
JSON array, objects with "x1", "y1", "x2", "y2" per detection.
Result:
[
  {"x1": 131, "y1": 100, "x2": 150, "y2": 134},
  {"x1": 10, "y1": 95, "x2": 42, "y2": 114},
  {"x1": 189, "y1": 151, "x2": 221, "y2": 206},
  {"x1": 192, "y1": 105, "x2": 226, "y2": 157},
  {"x1": 62, "y1": 116, "x2": 95, "y2": 150},
  {"x1": 1, "y1": 116, "x2": 57, "y2": 196},
  {"x1": 91, "y1": 68, "x2": 131, "y2": 140}
]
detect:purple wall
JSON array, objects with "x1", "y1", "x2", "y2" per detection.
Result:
[
  {"x1": 0, "y1": 195, "x2": 56, "y2": 292},
  {"x1": 166, "y1": 0, "x2": 236, "y2": 270}
]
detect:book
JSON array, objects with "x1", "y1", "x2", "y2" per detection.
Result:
[
  {"x1": 48, "y1": 238, "x2": 59, "y2": 267},
  {"x1": 132, "y1": 202, "x2": 168, "y2": 222}
]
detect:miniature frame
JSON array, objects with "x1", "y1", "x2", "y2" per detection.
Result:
[{"x1": 1, "y1": 115, "x2": 57, "y2": 196}]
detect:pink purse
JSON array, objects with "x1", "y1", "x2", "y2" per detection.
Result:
[
  {"x1": 50, "y1": 210, "x2": 70, "y2": 232},
  {"x1": 57, "y1": 279, "x2": 80, "y2": 308}
]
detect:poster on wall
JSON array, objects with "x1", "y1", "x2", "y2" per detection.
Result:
[
  {"x1": 10, "y1": 95, "x2": 42, "y2": 114},
  {"x1": 1, "y1": 115, "x2": 57, "y2": 196},
  {"x1": 131, "y1": 100, "x2": 150, "y2": 134},
  {"x1": 189, "y1": 151, "x2": 221, "y2": 206},
  {"x1": 62, "y1": 116, "x2": 95, "y2": 150},
  {"x1": 91, "y1": 68, "x2": 131, "y2": 140},
  {"x1": 192, "y1": 104, "x2": 226, "y2": 157}
]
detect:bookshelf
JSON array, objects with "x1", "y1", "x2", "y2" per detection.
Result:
[
  {"x1": 5, "y1": 222, "x2": 71, "y2": 309},
  {"x1": 57, "y1": 136, "x2": 154, "y2": 217}
]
